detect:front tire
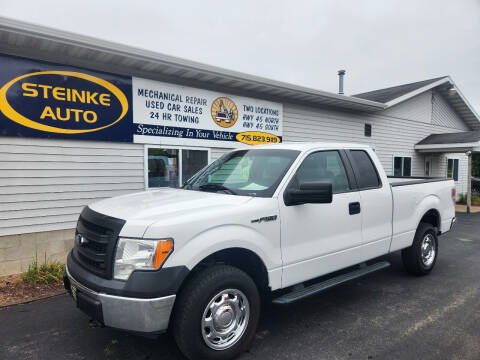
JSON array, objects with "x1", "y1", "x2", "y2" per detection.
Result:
[
  {"x1": 173, "y1": 265, "x2": 260, "y2": 360},
  {"x1": 402, "y1": 222, "x2": 438, "y2": 276}
]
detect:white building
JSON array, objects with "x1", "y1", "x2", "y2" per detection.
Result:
[{"x1": 0, "y1": 17, "x2": 479, "y2": 276}]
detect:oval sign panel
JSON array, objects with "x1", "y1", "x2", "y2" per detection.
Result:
[
  {"x1": 236, "y1": 131, "x2": 281, "y2": 146},
  {"x1": 0, "y1": 71, "x2": 129, "y2": 134}
]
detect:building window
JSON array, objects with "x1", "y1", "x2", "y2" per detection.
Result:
[
  {"x1": 146, "y1": 146, "x2": 210, "y2": 188},
  {"x1": 182, "y1": 149, "x2": 209, "y2": 183},
  {"x1": 447, "y1": 158, "x2": 459, "y2": 181},
  {"x1": 393, "y1": 156, "x2": 412, "y2": 177},
  {"x1": 364, "y1": 123, "x2": 372, "y2": 137}
]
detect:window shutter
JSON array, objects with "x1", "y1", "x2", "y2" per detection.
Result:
[{"x1": 453, "y1": 159, "x2": 459, "y2": 181}]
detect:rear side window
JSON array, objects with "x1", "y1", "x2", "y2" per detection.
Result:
[{"x1": 349, "y1": 150, "x2": 381, "y2": 189}]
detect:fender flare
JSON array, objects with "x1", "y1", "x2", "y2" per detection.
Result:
[
  {"x1": 414, "y1": 195, "x2": 442, "y2": 234},
  {"x1": 166, "y1": 224, "x2": 278, "y2": 273}
]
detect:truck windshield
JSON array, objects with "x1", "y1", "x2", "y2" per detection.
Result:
[{"x1": 183, "y1": 149, "x2": 300, "y2": 197}]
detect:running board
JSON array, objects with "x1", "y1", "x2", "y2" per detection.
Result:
[{"x1": 272, "y1": 261, "x2": 391, "y2": 305}]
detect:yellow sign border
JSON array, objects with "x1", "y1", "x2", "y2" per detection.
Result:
[{"x1": 0, "y1": 71, "x2": 129, "y2": 134}]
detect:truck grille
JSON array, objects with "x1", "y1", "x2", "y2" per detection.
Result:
[{"x1": 73, "y1": 207, "x2": 125, "y2": 279}]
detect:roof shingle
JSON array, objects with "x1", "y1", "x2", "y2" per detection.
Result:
[
  {"x1": 353, "y1": 77, "x2": 447, "y2": 103},
  {"x1": 416, "y1": 131, "x2": 480, "y2": 145}
]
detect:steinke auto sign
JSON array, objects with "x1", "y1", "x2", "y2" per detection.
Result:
[
  {"x1": 0, "y1": 55, "x2": 132, "y2": 142},
  {"x1": 0, "y1": 54, "x2": 282, "y2": 146},
  {"x1": 0, "y1": 72, "x2": 128, "y2": 134}
]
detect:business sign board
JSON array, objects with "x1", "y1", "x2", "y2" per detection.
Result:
[
  {"x1": 132, "y1": 77, "x2": 282, "y2": 148},
  {"x1": 0, "y1": 54, "x2": 133, "y2": 142},
  {"x1": 0, "y1": 54, "x2": 282, "y2": 147}
]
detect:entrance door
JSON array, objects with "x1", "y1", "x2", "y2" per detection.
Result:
[
  {"x1": 425, "y1": 156, "x2": 432, "y2": 177},
  {"x1": 279, "y1": 150, "x2": 363, "y2": 287}
]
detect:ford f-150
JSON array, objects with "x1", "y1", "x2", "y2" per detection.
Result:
[{"x1": 64, "y1": 142, "x2": 456, "y2": 359}]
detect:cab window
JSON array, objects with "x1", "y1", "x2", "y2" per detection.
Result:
[
  {"x1": 290, "y1": 151, "x2": 350, "y2": 193},
  {"x1": 350, "y1": 150, "x2": 381, "y2": 189}
]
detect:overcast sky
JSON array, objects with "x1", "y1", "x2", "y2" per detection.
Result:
[{"x1": 1, "y1": 0, "x2": 479, "y2": 111}]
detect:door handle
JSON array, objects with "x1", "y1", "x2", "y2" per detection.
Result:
[{"x1": 349, "y1": 202, "x2": 361, "y2": 215}]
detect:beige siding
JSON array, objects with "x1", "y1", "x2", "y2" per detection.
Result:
[
  {"x1": 381, "y1": 91, "x2": 432, "y2": 124},
  {"x1": 283, "y1": 104, "x2": 433, "y2": 176},
  {"x1": 0, "y1": 137, "x2": 144, "y2": 236},
  {"x1": 432, "y1": 90, "x2": 470, "y2": 130},
  {"x1": 284, "y1": 95, "x2": 471, "y2": 191}
]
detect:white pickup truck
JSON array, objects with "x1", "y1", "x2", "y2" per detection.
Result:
[{"x1": 64, "y1": 142, "x2": 456, "y2": 360}]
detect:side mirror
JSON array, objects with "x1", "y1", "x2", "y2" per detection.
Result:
[{"x1": 284, "y1": 182, "x2": 333, "y2": 206}]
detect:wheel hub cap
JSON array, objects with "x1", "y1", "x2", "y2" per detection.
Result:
[
  {"x1": 201, "y1": 289, "x2": 250, "y2": 350},
  {"x1": 421, "y1": 234, "x2": 436, "y2": 267},
  {"x1": 214, "y1": 305, "x2": 234, "y2": 328}
]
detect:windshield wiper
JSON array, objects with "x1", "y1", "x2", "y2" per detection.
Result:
[{"x1": 198, "y1": 184, "x2": 237, "y2": 195}]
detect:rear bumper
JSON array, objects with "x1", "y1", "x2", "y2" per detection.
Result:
[
  {"x1": 440, "y1": 216, "x2": 456, "y2": 235},
  {"x1": 64, "y1": 265, "x2": 175, "y2": 334},
  {"x1": 450, "y1": 217, "x2": 457, "y2": 232}
]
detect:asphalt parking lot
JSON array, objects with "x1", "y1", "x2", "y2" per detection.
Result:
[{"x1": 1, "y1": 212, "x2": 479, "y2": 360}]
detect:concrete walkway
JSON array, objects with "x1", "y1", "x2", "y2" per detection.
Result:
[{"x1": 455, "y1": 204, "x2": 480, "y2": 213}]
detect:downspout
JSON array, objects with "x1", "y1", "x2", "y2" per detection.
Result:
[{"x1": 467, "y1": 151, "x2": 472, "y2": 214}]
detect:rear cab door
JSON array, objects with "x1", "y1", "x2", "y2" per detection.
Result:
[{"x1": 345, "y1": 148, "x2": 393, "y2": 258}]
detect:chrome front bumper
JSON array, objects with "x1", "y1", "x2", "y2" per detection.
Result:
[{"x1": 65, "y1": 265, "x2": 175, "y2": 333}]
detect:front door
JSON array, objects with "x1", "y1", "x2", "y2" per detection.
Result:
[
  {"x1": 425, "y1": 156, "x2": 432, "y2": 177},
  {"x1": 279, "y1": 150, "x2": 363, "y2": 287}
]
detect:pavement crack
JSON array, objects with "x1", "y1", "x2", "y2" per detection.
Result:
[{"x1": 457, "y1": 238, "x2": 474, "y2": 242}]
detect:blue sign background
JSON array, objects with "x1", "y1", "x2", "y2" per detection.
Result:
[{"x1": 0, "y1": 54, "x2": 133, "y2": 142}]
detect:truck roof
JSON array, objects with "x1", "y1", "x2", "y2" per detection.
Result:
[{"x1": 252, "y1": 142, "x2": 373, "y2": 151}]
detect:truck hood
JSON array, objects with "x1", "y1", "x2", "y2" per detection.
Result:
[{"x1": 88, "y1": 187, "x2": 253, "y2": 226}]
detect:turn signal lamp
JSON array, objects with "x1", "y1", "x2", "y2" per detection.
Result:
[{"x1": 154, "y1": 239, "x2": 174, "y2": 268}]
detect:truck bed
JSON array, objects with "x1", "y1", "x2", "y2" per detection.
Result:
[
  {"x1": 388, "y1": 176, "x2": 450, "y2": 186},
  {"x1": 388, "y1": 176, "x2": 456, "y2": 253}
]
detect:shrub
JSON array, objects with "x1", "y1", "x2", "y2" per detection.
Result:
[
  {"x1": 456, "y1": 193, "x2": 480, "y2": 205},
  {"x1": 21, "y1": 253, "x2": 65, "y2": 287},
  {"x1": 474, "y1": 193, "x2": 480, "y2": 205},
  {"x1": 457, "y1": 193, "x2": 467, "y2": 204}
]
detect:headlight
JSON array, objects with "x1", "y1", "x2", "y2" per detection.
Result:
[{"x1": 114, "y1": 238, "x2": 173, "y2": 281}]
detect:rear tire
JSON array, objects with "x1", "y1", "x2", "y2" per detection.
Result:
[
  {"x1": 402, "y1": 222, "x2": 438, "y2": 276},
  {"x1": 173, "y1": 265, "x2": 260, "y2": 360}
]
